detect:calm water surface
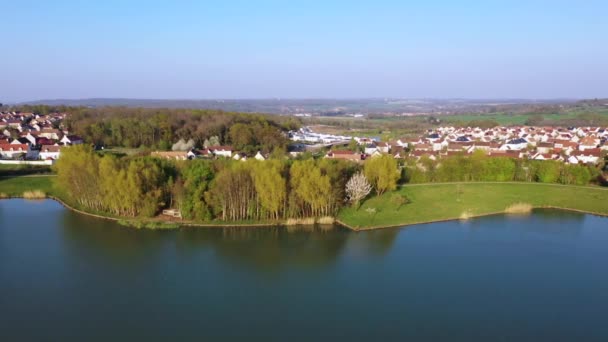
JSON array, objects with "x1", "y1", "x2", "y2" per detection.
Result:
[{"x1": 1, "y1": 199, "x2": 608, "y2": 341}]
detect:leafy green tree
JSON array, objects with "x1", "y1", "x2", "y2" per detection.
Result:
[
  {"x1": 290, "y1": 159, "x2": 333, "y2": 217},
  {"x1": 54, "y1": 145, "x2": 103, "y2": 210},
  {"x1": 252, "y1": 160, "x2": 287, "y2": 219},
  {"x1": 181, "y1": 160, "x2": 214, "y2": 220},
  {"x1": 534, "y1": 160, "x2": 561, "y2": 183},
  {"x1": 364, "y1": 155, "x2": 399, "y2": 195},
  {"x1": 347, "y1": 139, "x2": 360, "y2": 152}
]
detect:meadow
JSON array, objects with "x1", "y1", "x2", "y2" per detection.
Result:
[{"x1": 338, "y1": 182, "x2": 608, "y2": 229}]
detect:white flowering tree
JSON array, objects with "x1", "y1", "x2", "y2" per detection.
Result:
[{"x1": 345, "y1": 172, "x2": 372, "y2": 209}]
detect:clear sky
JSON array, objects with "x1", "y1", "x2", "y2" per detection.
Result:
[{"x1": 2, "y1": 0, "x2": 607, "y2": 102}]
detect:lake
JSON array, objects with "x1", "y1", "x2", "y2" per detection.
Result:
[{"x1": 1, "y1": 199, "x2": 608, "y2": 341}]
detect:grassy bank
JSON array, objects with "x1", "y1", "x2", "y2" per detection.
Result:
[
  {"x1": 0, "y1": 175, "x2": 56, "y2": 198},
  {"x1": 338, "y1": 183, "x2": 608, "y2": 230},
  {"x1": 0, "y1": 164, "x2": 53, "y2": 176},
  {"x1": 4, "y1": 176, "x2": 608, "y2": 230}
]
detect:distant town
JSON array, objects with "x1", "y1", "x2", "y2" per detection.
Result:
[
  {"x1": 0, "y1": 111, "x2": 78, "y2": 164},
  {"x1": 1, "y1": 110, "x2": 606, "y2": 167}
]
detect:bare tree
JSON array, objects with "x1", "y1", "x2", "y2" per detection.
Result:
[{"x1": 345, "y1": 172, "x2": 372, "y2": 209}]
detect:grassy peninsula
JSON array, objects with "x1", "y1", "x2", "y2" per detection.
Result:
[
  {"x1": 4, "y1": 176, "x2": 608, "y2": 231},
  {"x1": 338, "y1": 182, "x2": 608, "y2": 230}
]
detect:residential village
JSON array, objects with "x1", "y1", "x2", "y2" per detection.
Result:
[
  {"x1": 151, "y1": 125, "x2": 608, "y2": 165},
  {"x1": 0, "y1": 111, "x2": 82, "y2": 164},
  {"x1": 2, "y1": 109, "x2": 607, "y2": 167},
  {"x1": 291, "y1": 126, "x2": 608, "y2": 165}
]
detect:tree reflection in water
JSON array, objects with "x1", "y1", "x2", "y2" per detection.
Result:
[{"x1": 60, "y1": 210, "x2": 401, "y2": 274}]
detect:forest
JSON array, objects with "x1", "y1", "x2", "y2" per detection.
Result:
[{"x1": 14, "y1": 105, "x2": 299, "y2": 153}]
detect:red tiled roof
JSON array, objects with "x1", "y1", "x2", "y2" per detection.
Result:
[
  {"x1": 0, "y1": 143, "x2": 28, "y2": 151},
  {"x1": 41, "y1": 145, "x2": 61, "y2": 153}
]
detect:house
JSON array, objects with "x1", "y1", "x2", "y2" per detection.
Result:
[
  {"x1": 208, "y1": 146, "x2": 232, "y2": 158},
  {"x1": 39, "y1": 145, "x2": 62, "y2": 160},
  {"x1": 35, "y1": 137, "x2": 57, "y2": 147},
  {"x1": 39, "y1": 128, "x2": 61, "y2": 140},
  {"x1": 355, "y1": 137, "x2": 373, "y2": 145},
  {"x1": 536, "y1": 142, "x2": 553, "y2": 154},
  {"x1": 500, "y1": 138, "x2": 528, "y2": 151},
  {"x1": 413, "y1": 143, "x2": 433, "y2": 152},
  {"x1": 570, "y1": 149, "x2": 601, "y2": 164},
  {"x1": 151, "y1": 151, "x2": 189, "y2": 160},
  {"x1": 188, "y1": 149, "x2": 212, "y2": 159},
  {"x1": 6, "y1": 119, "x2": 22, "y2": 129},
  {"x1": 532, "y1": 153, "x2": 562, "y2": 161},
  {"x1": 447, "y1": 142, "x2": 470, "y2": 152},
  {"x1": 397, "y1": 137, "x2": 420, "y2": 147},
  {"x1": 364, "y1": 144, "x2": 378, "y2": 155},
  {"x1": 392, "y1": 146, "x2": 406, "y2": 159},
  {"x1": 578, "y1": 136, "x2": 600, "y2": 151},
  {"x1": 0, "y1": 143, "x2": 32, "y2": 159},
  {"x1": 11, "y1": 138, "x2": 32, "y2": 147},
  {"x1": 432, "y1": 140, "x2": 448, "y2": 151},
  {"x1": 376, "y1": 142, "x2": 390, "y2": 153},
  {"x1": 60, "y1": 135, "x2": 84, "y2": 145},
  {"x1": 325, "y1": 150, "x2": 365, "y2": 162},
  {"x1": 254, "y1": 151, "x2": 266, "y2": 161}
]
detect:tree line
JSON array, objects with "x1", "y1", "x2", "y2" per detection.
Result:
[
  {"x1": 404, "y1": 151, "x2": 599, "y2": 186},
  {"x1": 55, "y1": 146, "x2": 399, "y2": 221},
  {"x1": 17, "y1": 105, "x2": 299, "y2": 154}
]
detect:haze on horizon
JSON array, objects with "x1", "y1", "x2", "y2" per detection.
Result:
[{"x1": 3, "y1": 0, "x2": 607, "y2": 103}]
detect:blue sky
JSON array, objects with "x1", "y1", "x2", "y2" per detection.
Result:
[{"x1": 2, "y1": 0, "x2": 607, "y2": 102}]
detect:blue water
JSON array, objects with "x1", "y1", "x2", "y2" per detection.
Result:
[{"x1": 1, "y1": 199, "x2": 607, "y2": 341}]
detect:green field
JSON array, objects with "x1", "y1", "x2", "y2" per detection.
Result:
[
  {"x1": 306, "y1": 109, "x2": 608, "y2": 141},
  {"x1": 439, "y1": 110, "x2": 608, "y2": 125},
  {"x1": 0, "y1": 176, "x2": 55, "y2": 197},
  {"x1": 338, "y1": 183, "x2": 608, "y2": 230},
  {"x1": 0, "y1": 163, "x2": 52, "y2": 175}
]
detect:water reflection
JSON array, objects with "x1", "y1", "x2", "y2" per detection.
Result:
[
  {"x1": 50, "y1": 200, "x2": 591, "y2": 274},
  {"x1": 60, "y1": 209, "x2": 169, "y2": 266},
  {"x1": 532, "y1": 208, "x2": 586, "y2": 221},
  {"x1": 4, "y1": 199, "x2": 608, "y2": 341},
  {"x1": 175, "y1": 226, "x2": 352, "y2": 272},
  {"x1": 462, "y1": 209, "x2": 585, "y2": 238},
  {"x1": 59, "y1": 207, "x2": 402, "y2": 273}
]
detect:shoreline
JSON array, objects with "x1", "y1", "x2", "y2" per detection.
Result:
[
  {"x1": 3, "y1": 180, "x2": 608, "y2": 231},
  {"x1": 336, "y1": 206, "x2": 608, "y2": 231},
  {"x1": 0, "y1": 195, "x2": 320, "y2": 229},
  {"x1": 4, "y1": 195, "x2": 608, "y2": 232}
]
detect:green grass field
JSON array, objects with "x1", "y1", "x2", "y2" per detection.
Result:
[
  {"x1": 338, "y1": 183, "x2": 608, "y2": 230},
  {"x1": 0, "y1": 163, "x2": 52, "y2": 173},
  {"x1": 307, "y1": 109, "x2": 608, "y2": 141},
  {"x1": 442, "y1": 112, "x2": 577, "y2": 125},
  {"x1": 0, "y1": 176, "x2": 55, "y2": 197}
]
